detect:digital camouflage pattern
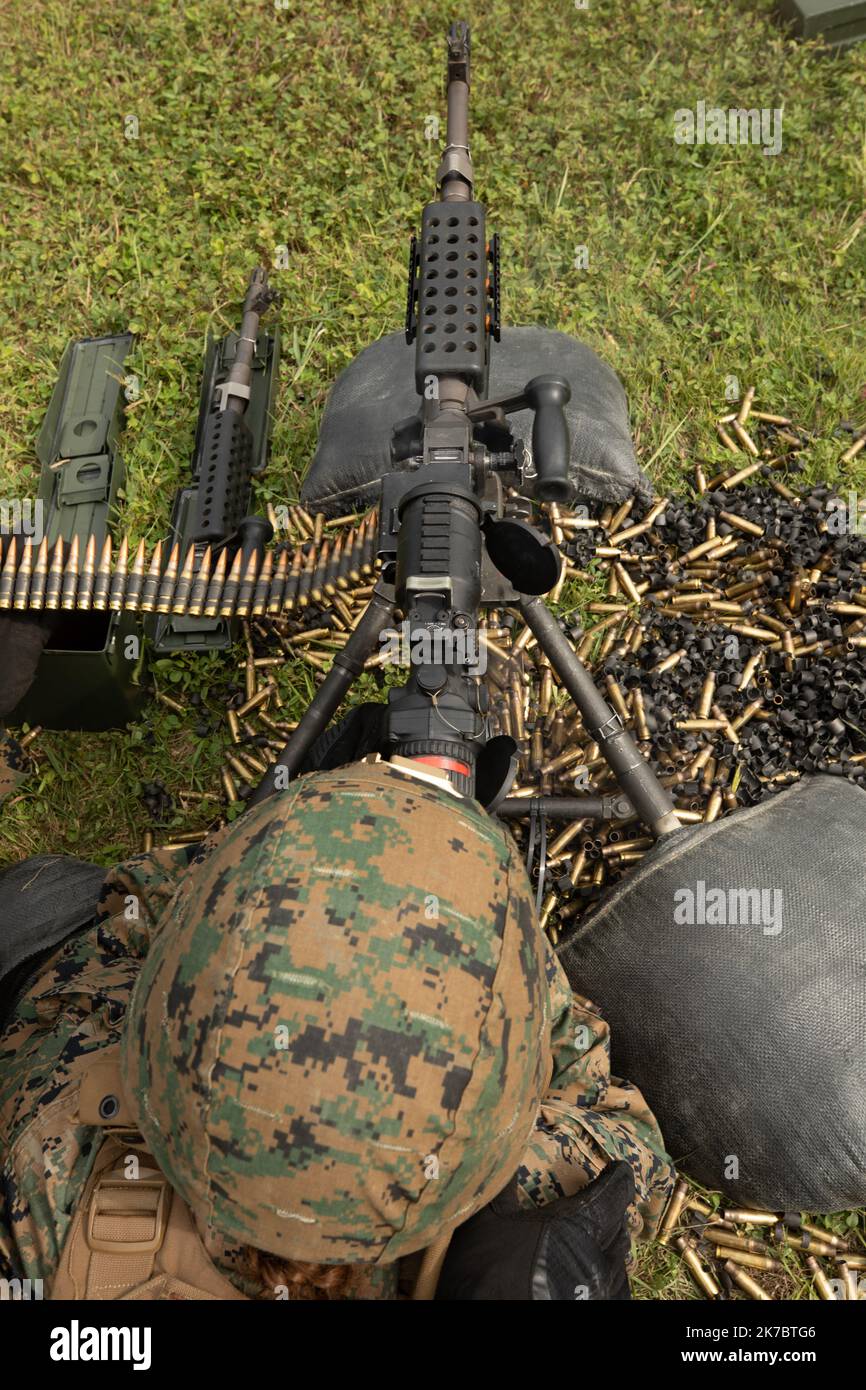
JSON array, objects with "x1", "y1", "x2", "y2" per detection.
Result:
[
  {"x1": 1, "y1": 761, "x2": 674, "y2": 1296},
  {"x1": 122, "y1": 761, "x2": 553, "y2": 1265},
  {"x1": 0, "y1": 732, "x2": 28, "y2": 808}
]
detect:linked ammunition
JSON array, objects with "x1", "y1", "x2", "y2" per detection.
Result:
[
  {"x1": 92, "y1": 536, "x2": 113, "y2": 611},
  {"x1": 296, "y1": 547, "x2": 316, "y2": 609},
  {"x1": 12, "y1": 539, "x2": 34, "y2": 609},
  {"x1": 236, "y1": 553, "x2": 260, "y2": 620},
  {"x1": 0, "y1": 536, "x2": 17, "y2": 610},
  {"x1": 139, "y1": 540, "x2": 164, "y2": 614},
  {"x1": 109, "y1": 536, "x2": 129, "y2": 611},
  {"x1": 59, "y1": 534, "x2": 81, "y2": 610},
  {"x1": 219, "y1": 548, "x2": 244, "y2": 618},
  {"x1": 28, "y1": 536, "x2": 49, "y2": 611},
  {"x1": 77, "y1": 533, "x2": 98, "y2": 611},
  {"x1": 252, "y1": 550, "x2": 273, "y2": 617},
  {"x1": 204, "y1": 548, "x2": 228, "y2": 619},
  {"x1": 126, "y1": 539, "x2": 147, "y2": 612},
  {"x1": 45, "y1": 537, "x2": 64, "y2": 610},
  {"x1": 266, "y1": 548, "x2": 289, "y2": 615},
  {"x1": 303, "y1": 537, "x2": 328, "y2": 606},
  {"x1": 156, "y1": 542, "x2": 180, "y2": 615}
]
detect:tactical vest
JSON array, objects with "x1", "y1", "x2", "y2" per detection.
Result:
[{"x1": 52, "y1": 1050, "x2": 449, "y2": 1300}]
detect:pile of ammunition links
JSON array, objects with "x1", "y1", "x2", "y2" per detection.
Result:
[{"x1": 657, "y1": 1178, "x2": 864, "y2": 1301}]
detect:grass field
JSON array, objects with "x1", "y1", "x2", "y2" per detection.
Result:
[{"x1": 0, "y1": 0, "x2": 864, "y2": 1298}]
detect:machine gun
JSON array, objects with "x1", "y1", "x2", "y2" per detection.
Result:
[
  {"x1": 149, "y1": 267, "x2": 280, "y2": 653},
  {"x1": 248, "y1": 22, "x2": 678, "y2": 837}
]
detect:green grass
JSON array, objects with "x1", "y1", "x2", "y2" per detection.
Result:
[{"x1": 1, "y1": 0, "x2": 865, "y2": 1297}]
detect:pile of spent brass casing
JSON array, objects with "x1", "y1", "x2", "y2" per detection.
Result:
[
  {"x1": 469, "y1": 399, "x2": 866, "y2": 944},
  {"x1": 658, "y1": 1178, "x2": 863, "y2": 1301}
]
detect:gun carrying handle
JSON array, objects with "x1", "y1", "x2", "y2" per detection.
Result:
[{"x1": 525, "y1": 376, "x2": 573, "y2": 504}]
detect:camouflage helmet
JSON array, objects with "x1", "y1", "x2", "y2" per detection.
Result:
[{"x1": 121, "y1": 761, "x2": 551, "y2": 1265}]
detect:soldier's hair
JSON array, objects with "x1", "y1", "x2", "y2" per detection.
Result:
[{"x1": 239, "y1": 1245, "x2": 366, "y2": 1300}]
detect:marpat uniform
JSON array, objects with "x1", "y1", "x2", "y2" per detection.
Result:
[{"x1": 0, "y1": 761, "x2": 673, "y2": 1299}]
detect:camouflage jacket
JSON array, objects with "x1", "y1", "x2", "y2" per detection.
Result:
[
  {"x1": 0, "y1": 843, "x2": 674, "y2": 1298},
  {"x1": 0, "y1": 733, "x2": 28, "y2": 811}
]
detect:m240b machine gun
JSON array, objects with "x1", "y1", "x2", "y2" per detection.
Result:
[{"x1": 251, "y1": 21, "x2": 680, "y2": 840}]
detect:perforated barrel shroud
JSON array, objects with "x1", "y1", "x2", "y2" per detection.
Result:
[
  {"x1": 192, "y1": 410, "x2": 255, "y2": 544},
  {"x1": 415, "y1": 201, "x2": 487, "y2": 392}
]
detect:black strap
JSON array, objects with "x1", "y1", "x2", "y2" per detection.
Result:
[{"x1": 0, "y1": 855, "x2": 106, "y2": 1028}]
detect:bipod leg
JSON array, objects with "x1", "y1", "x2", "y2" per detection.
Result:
[
  {"x1": 519, "y1": 594, "x2": 681, "y2": 837},
  {"x1": 247, "y1": 580, "x2": 396, "y2": 807}
]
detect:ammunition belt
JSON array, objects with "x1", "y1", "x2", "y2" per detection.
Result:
[{"x1": 0, "y1": 511, "x2": 379, "y2": 619}]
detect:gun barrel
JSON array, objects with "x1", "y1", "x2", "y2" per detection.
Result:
[
  {"x1": 221, "y1": 267, "x2": 275, "y2": 415},
  {"x1": 437, "y1": 20, "x2": 474, "y2": 200}
]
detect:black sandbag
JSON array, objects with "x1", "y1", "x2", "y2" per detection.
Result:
[
  {"x1": 301, "y1": 327, "x2": 650, "y2": 517},
  {"x1": 557, "y1": 776, "x2": 866, "y2": 1212}
]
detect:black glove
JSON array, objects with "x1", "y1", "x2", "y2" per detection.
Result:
[
  {"x1": 0, "y1": 613, "x2": 54, "y2": 718},
  {"x1": 436, "y1": 1161, "x2": 634, "y2": 1301}
]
